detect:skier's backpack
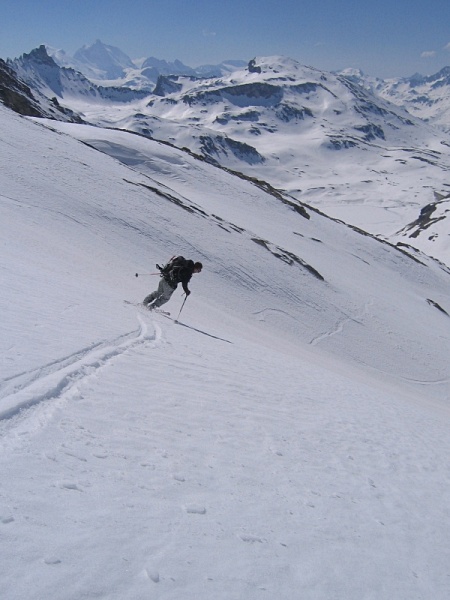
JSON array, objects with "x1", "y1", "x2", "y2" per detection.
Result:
[{"x1": 158, "y1": 256, "x2": 187, "y2": 284}]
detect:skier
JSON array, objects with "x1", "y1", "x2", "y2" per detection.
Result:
[{"x1": 143, "y1": 256, "x2": 203, "y2": 311}]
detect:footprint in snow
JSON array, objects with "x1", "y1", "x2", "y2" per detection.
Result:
[
  {"x1": 1, "y1": 515, "x2": 15, "y2": 524},
  {"x1": 44, "y1": 557, "x2": 62, "y2": 565},
  {"x1": 184, "y1": 505, "x2": 206, "y2": 514},
  {"x1": 59, "y1": 482, "x2": 83, "y2": 492},
  {"x1": 145, "y1": 567, "x2": 160, "y2": 583},
  {"x1": 93, "y1": 452, "x2": 108, "y2": 459},
  {"x1": 239, "y1": 534, "x2": 265, "y2": 543},
  {"x1": 63, "y1": 450, "x2": 87, "y2": 462}
]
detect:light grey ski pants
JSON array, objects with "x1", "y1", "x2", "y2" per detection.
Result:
[{"x1": 143, "y1": 278, "x2": 176, "y2": 308}]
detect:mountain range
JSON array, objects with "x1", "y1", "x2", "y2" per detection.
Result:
[
  {"x1": 342, "y1": 66, "x2": 450, "y2": 132},
  {"x1": 46, "y1": 39, "x2": 247, "y2": 89},
  {"x1": 41, "y1": 39, "x2": 450, "y2": 131},
  {"x1": 3, "y1": 40, "x2": 450, "y2": 267}
]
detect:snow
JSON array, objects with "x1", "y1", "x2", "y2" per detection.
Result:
[
  {"x1": 1, "y1": 103, "x2": 450, "y2": 599},
  {"x1": 33, "y1": 53, "x2": 450, "y2": 267}
]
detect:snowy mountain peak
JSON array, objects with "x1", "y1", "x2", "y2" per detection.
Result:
[
  {"x1": 1, "y1": 53, "x2": 81, "y2": 121},
  {"x1": 10, "y1": 45, "x2": 148, "y2": 104},
  {"x1": 20, "y1": 44, "x2": 58, "y2": 68},
  {"x1": 73, "y1": 39, "x2": 135, "y2": 80},
  {"x1": 0, "y1": 57, "x2": 54, "y2": 118},
  {"x1": 415, "y1": 66, "x2": 450, "y2": 86},
  {"x1": 245, "y1": 56, "x2": 326, "y2": 80},
  {"x1": 141, "y1": 56, "x2": 195, "y2": 76}
]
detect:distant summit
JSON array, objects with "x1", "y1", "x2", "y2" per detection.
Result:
[
  {"x1": 73, "y1": 39, "x2": 135, "y2": 80},
  {"x1": 20, "y1": 45, "x2": 57, "y2": 67},
  {"x1": 141, "y1": 56, "x2": 196, "y2": 77}
]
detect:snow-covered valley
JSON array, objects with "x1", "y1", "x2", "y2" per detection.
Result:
[{"x1": 1, "y1": 102, "x2": 450, "y2": 599}]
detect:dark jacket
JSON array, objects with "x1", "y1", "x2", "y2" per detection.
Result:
[{"x1": 166, "y1": 259, "x2": 195, "y2": 293}]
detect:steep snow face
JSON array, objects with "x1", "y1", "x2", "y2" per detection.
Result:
[
  {"x1": 2, "y1": 105, "x2": 450, "y2": 404},
  {"x1": 2, "y1": 105, "x2": 450, "y2": 600}
]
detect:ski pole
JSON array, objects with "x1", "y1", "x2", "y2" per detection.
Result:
[
  {"x1": 135, "y1": 272, "x2": 160, "y2": 277},
  {"x1": 175, "y1": 295, "x2": 188, "y2": 322}
]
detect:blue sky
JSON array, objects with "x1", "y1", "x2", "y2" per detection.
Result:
[{"x1": 3, "y1": 0, "x2": 450, "y2": 78}]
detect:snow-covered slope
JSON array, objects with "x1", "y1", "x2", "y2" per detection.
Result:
[
  {"x1": 22, "y1": 53, "x2": 450, "y2": 266},
  {"x1": 2, "y1": 104, "x2": 450, "y2": 599},
  {"x1": 5, "y1": 107, "x2": 448, "y2": 399}
]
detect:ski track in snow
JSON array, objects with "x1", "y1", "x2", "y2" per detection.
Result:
[
  {"x1": 309, "y1": 298, "x2": 373, "y2": 346},
  {"x1": 0, "y1": 314, "x2": 160, "y2": 424},
  {"x1": 253, "y1": 299, "x2": 371, "y2": 348}
]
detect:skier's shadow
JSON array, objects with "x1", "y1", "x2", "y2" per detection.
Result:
[{"x1": 175, "y1": 320, "x2": 233, "y2": 344}]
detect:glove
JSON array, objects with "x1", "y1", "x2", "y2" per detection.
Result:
[{"x1": 185, "y1": 290, "x2": 191, "y2": 297}]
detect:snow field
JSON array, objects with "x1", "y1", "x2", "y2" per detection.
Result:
[{"x1": 1, "y1": 311, "x2": 450, "y2": 599}]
